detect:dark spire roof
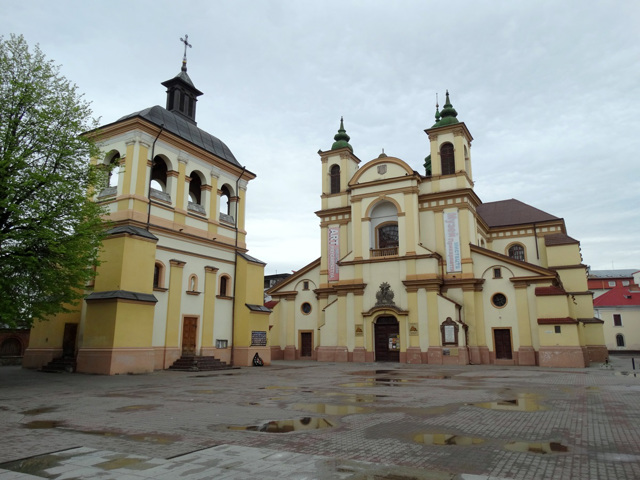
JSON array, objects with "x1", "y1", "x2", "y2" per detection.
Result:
[
  {"x1": 331, "y1": 117, "x2": 353, "y2": 152},
  {"x1": 115, "y1": 106, "x2": 240, "y2": 167},
  {"x1": 160, "y1": 39, "x2": 203, "y2": 125},
  {"x1": 432, "y1": 90, "x2": 459, "y2": 128}
]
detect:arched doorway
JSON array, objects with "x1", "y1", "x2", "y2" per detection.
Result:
[{"x1": 374, "y1": 316, "x2": 399, "y2": 362}]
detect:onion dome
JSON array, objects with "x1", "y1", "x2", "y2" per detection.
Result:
[
  {"x1": 331, "y1": 117, "x2": 353, "y2": 152},
  {"x1": 432, "y1": 90, "x2": 459, "y2": 128}
]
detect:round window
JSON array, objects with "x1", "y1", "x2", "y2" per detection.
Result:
[
  {"x1": 301, "y1": 302, "x2": 312, "y2": 314},
  {"x1": 492, "y1": 293, "x2": 507, "y2": 308}
]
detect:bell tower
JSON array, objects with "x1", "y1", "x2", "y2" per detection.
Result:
[{"x1": 424, "y1": 91, "x2": 473, "y2": 192}]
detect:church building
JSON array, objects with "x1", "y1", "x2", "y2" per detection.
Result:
[
  {"x1": 267, "y1": 93, "x2": 606, "y2": 368},
  {"x1": 23, "y1": 45, "x2": 269, "y2": 374}
]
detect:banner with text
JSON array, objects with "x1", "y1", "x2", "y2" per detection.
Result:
[
  {"x1": 328, "y1": 227, "x2": 340, "y2": 281},
  {"x1": 444, "y1": 211, "x2": 462, "y2": 272}
]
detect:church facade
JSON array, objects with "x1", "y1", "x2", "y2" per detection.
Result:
[
  {"x1": 23, "y1": 55, "x2": 269, "y2": 374},
  {"x1": 267, "y1": 94, "x2": 606, "y2": 368}
]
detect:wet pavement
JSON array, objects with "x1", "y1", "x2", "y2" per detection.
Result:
[{"x1": 1, "y1": 354, "x2": 640, "y2": 479}]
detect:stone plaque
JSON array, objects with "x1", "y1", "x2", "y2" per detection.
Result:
[{"x1": 251, "y1": 331, "x2": 267, "y2": 346}]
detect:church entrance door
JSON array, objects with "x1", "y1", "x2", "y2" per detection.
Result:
[
  {"x1": 300, "y1": 331, "x2": 313, "y2": 358},
  {"x1": 374, "y1": 316, "x2": 399, "y2": 362},
  {"x1": 182, "y1": 317, "x2": 197, "y2": 357},
  {"x1": 494, "y1": 329, "x2": 513, "y2": 360},
  {"x1": 62, "y1": 323, "x2": 77, "y2": 358}
]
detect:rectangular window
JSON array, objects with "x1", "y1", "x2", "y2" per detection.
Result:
[
  {"x1": 622, "y1": 280, "x2": 630, "y2": 286},
  {"x1": 493, "y1": 268, "x2": 502, "y2": 279},
  {"x1": 614, "y1": 314, "x2": 622, "y2": 327},
  {"x1": 608, "y1": 281, "x2": 616, "y2": 287},
  {"x1": 554, "y1": 326, "x2": 561, "y2": 334},
  {"x1": 303, "y1": 281, "x2": 309, "y2": 290}
]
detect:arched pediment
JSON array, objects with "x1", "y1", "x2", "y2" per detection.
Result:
[{"x1": 349, "y1": 156, "x2": 415, "y2": 186}]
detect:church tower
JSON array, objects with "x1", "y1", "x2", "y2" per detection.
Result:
[{"x1": 424, "y1": 91, "x2": 474, "y2": 193}]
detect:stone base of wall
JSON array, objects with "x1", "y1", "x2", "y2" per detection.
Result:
[
  {"x1": 232, "y1": 346, "x2": 271, "y2": 367},
  {"x1": 200, "y1": 346, "x2": 232, "y2": 365},
  {"x1": 586, "y1": 345, "x2": 608, "y2": 364},
  {"x1": 316, "y1": 346, "x2": 349, "y2": 362},
  {"x1": 270, "y1": 346, "x2": 284, "y2": 360},
  {"x1": 77, "y1": 347, "x2": 155, "y2": 375},
  {"x1": 469, "y1": 346, "x2": 491, "y2": 365},
  {"x1": 283, "y1": 345, "x2": 296, "y2": 360},
  {"x1": 538, "y1": 346, "x2": 586, "y2": 368},
  {"x1": 352, "y1": 347, "x2": 367, "y2": 363},
  {"x1": 22, "y1": 348, "x2": 62, "y2": 370},
  {"x1": 405, "y1": 347, "x2": 422, "y2": 364},
  {"x1": 517, "y1": 347, "x2": 537, "y2": 366},
  {"x1": 153, "y1": 347, "x2": 181, "y2": 370}
]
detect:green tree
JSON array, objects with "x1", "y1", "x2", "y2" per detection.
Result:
[{"x1": 0, "y1": 34, "x2": 107, "y2": 328}]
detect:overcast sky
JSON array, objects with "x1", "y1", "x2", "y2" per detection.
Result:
[{"x1": 5, "y1": 1, "x2": 640, "y2": 275}]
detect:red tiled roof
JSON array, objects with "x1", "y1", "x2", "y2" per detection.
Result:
[
  {"x1": 264, "y1": 300, "x2": 279, "y2": 309},
  {"x1": 593, "y1": 287, "x2": 640, "y2": 307},
  {"x1": 476, "y1": 199, "x2": 559, "y2": 228},
  {"x1": 535, "y1": 286, "x2": 567, "y2": 296},
  {"x1": 538, "y1": 317, "x2": 577, "y2": 325}
]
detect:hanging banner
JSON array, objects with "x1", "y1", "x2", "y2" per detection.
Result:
[
  {"x1": 444, "y1": 211, "x2": 462, "y2": 272},
  {"x1": 328, "y1": 227, "x2": 340, "y2": 281}
]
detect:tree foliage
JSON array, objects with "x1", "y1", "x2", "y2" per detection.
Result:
[{"x1": 0, "y1": 34, "x2": 107, "y2": 328}]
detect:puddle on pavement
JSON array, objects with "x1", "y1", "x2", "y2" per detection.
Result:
[
  {"x1": 21, "y1": 406, "x2": 58, "y2": 415},
  {"x1": 228, "y1": 417, "x2": 335, "y2": 433},
  {"x1": 313, "y1": 392, "x2": 386, "y2": 403},
  {"x1": 417, "y1": 375, "x2": 452, "y2": 380},
  {"x1": 293, "y1": 403, "x2": 372, "y2": 415},
  {"x1": 23, "y1": 420, "x2": 65, "y2": 429},
  {"x1": 186, "y1": 389, "x2": 219, "y2": 394},
  {"x1": 615, "y1": 371, "x2": 639, "y2": 377},
  {"x1": 77, "y1": 429, "x2": 180, "y2": 444},
  {"x1": 472, "y1": 393, "x2": 547, "y2": 412},
  {"x1": 505, "y1": 441, "x2": 569, "y2": 454},
  {"x1": 112, "y1": 404, "x2": 161, "y2": 412},
  {"x1": 414, "y1": 433, "x2": 485, "y2": 446},
  {"x1": 350, "y1": 369, "x2": 399, "y2": 376},
  {"x1": 0, "y1": 453, "x2": 67, "y2": 476},
  {"x1": 259, "y1": 385, "x2": 299, "y2": 390},
  {"x1": 339, "y1": 378, "x2": 417, "y2": 388}
]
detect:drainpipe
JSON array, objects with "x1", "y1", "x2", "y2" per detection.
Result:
[
  {"x1": 533, "y1": 222, "x2": 540, "y2": 260},
  {"x1": 230, "y1": 166, "x2": 247, "y2": 367},
  {"x1": 146, "y1": 124, "x2": 165, "y2": 231}
]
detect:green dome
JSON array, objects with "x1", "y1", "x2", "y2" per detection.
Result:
[
  {"x1": 432, "y1": 90, "x2": 459, "y2": 128},
  {"x1": 331, "y1": 117, "x2": 353, "y2": 152}
]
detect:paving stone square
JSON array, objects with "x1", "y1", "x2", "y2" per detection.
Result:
[{"x1": 1, "y1": 355, "x2": 640, "y2": 479}]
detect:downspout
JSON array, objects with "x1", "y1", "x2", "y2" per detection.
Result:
[
  {"x1": 146, "y1": 124, "x2": 165, "y2": 231},
  {"x1": 230, "y1": 166, "x2": 247, "y2": 367},
  {"x1": 533, "y1": 222, "x2": 540, "y2": 260}
]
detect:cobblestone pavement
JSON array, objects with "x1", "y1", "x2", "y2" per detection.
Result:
[{"x1": 1, "y1": 354, "x2": 640, "y2": 479}]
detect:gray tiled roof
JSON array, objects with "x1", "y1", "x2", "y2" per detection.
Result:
[
  {"x1": 115, "y1": 106, "x2": 240, "y2": 167},
  {"x1": 477, "y1": 199, "x2": 559, "y2": 228},
  {"x1": 589, "y1": 269, "x2": 639, "y2": 278}
]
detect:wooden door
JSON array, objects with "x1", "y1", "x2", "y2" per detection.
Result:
[
  {"x1": 62, "y1": 323, "x2": 78, "y2": 358},
  {"x1": 494, "y1": 329, "x2": 513, "y2": 359},
  {"x1": 374, "y1": 316, "x2": 400, "y2": 362},
  {"x1": 300, "y1": 332, "x2": 313, "y2": 357},
  {"x1": 182, "y1": 317, "x2": 197, "y2": 357}
]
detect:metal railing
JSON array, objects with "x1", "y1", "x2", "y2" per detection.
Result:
[{"x1": 370, "y1": 247, "x2": 398, "y2": 257}]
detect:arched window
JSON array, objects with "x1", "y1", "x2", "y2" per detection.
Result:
[
  {"x1": 151, "y1": 156, "x2": 168, "y2": 192},
  {"x1": 377, "y1": 223, "x2": 399, "y2": 249},
  {"x1": 508, "y1": 244, "x2": 525, "y2": 262},
  {"x1": 440, "y1": 143, "x2": 455, "y2": 175},
  {"x1": 220, "y1": 185, "x2": 231, "y2": 216},
  {"x1": 188, "y1": 173, "x2": 202, "y2": 205},
  {"x1": 616, "y1": 334, "x2": 625, "y2": 347},
  {"x1": 330, "y1": 165, "x2": 340, "y2": 194},
  {"x1": 107, "y1": 152, "x2": 120, "y2": 187},
  {"x1": 219, "y1": 275, "x2": 230, "y2": 297},
  {"x1": 370, "y1": 201, "x2": 399, "y2": 257}
]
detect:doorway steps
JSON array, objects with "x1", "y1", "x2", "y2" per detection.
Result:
[
  {"x1": 40, "y1": 356, "x2": 76, "y2": 373},
  {"x1": 168, "y1": 355, "x2": 233, "y2": 372}
]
